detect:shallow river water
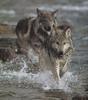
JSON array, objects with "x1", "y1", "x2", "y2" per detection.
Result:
[{"x1": 0, "y1": 0, "x2": 88, "y2": 100}]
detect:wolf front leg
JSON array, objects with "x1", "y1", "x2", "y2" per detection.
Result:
[{"x1": 55, "y1": 60, "x2": 61, "y2": 81}]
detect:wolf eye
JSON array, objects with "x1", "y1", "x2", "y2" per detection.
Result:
[
  {"x1": 56, "y1": 42, "x2": 59, "y2": 45},
  {"x1": 63, "y1": 42, "x2": 66, "y2": 45}
]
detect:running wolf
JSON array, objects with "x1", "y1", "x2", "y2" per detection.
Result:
[
  {"x1": 15, "y1": 8, "x2": 58, "y2": 54},
  {"x1": 45, "y1": 24, "x2": 73, "y2": 80}
]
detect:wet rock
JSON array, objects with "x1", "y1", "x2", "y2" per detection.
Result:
[
  {"x1": 0, "y1": 47, "x2": 17, "y2": 62},
  {"x1": 0, "y1": 37, "x2": 18, "y2": 62}
]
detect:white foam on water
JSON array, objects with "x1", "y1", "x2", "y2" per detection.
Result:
[
  {"x1": 20, "y1": 59, "x2": 29, "y2": 73},
  {"x1": 58, "y1": 71, "x2": 78, "y2": 92},
  {"x1": 0, "y1": 59, "x2": 78, "y2": 93},
  {"x1": 0, "y1": 9, "x2": 15, "y2": 16},
  {"x1": 1, "y1": 71, "x2": 78, "y2": 93},
  {"x1": 39, "y1": 5, "x2": 88, "y2": 12}
]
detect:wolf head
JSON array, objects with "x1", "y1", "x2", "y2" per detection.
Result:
[
  {"x1": 36, "y1": 8, "x2": 58, "y2": 36},
  {"x1": 47, "y1": 25, "x2": 73, "y2": 59}
]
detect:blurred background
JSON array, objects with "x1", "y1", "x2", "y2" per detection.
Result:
[{"x1": 0, "y1": 0, "x2": 88, "y2": 29}]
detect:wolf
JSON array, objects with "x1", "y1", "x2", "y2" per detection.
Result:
[
  {"x1": 15, "y1": 8, "x2": 73, "y2": 81},
  {"x1": 15, "y1": 8, "x2": 58, "y2": 54},
  {"x1": 44, "y1": 24, "x2": 73, "y2": 80}
]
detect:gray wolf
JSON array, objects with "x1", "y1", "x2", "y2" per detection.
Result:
[
  {"x1": 45, "y1": 24, "x2": 73, "y2": 80},
  {"x1": 15, "y1": 8, "x2": 58, "y2": 54}
]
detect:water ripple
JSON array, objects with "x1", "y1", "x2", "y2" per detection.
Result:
[{"x1": 39, "y1": 5, "x2": 88, "y2": 12}]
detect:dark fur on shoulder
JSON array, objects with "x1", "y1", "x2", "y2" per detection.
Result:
[{"x1": 16, "y1": 18, "x2": 29, "y2": 34}]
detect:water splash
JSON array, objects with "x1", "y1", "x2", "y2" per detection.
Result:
[
  {"x1": 0, "y1": 58, "x2": 78, "y2": 93},
  {"x1": 0, "y1": 71, "x2": 78, "y2": 93},
  {"x1": 20, "y1": 59, "x2": 29, "y2": 73},
  {"x1": 59, "y1": 71, "x2": 78, "y2": 92}
]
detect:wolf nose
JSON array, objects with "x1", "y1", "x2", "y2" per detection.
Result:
[
  {"x1": 44, "y1": 26, "x2": 51, "y2": 31},
  {"x1": 58, "y1": 51, "x2": 63, "y2": 58}
]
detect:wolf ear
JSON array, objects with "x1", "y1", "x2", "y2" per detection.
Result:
[
  {"x1": 52, "y1": 9, "x2": 58, "y2": 16},
  {"x1": 65, "y1": 28, "x2": 72, "y2": 38},
  {"x1": 36, "y1": 8, "x2": 42, "y2": 16}
]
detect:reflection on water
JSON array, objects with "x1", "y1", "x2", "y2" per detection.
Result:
[{"x1": 0, "y1": 0, "x2": 88, "y2": 99}]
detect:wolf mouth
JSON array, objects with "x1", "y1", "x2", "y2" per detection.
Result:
[
  {"x1": 46, "y1": 47, "x2": 63, "y2": 59},
  {"x1": 47, "y1": 46, "x2": 73, "y2": 60}
]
